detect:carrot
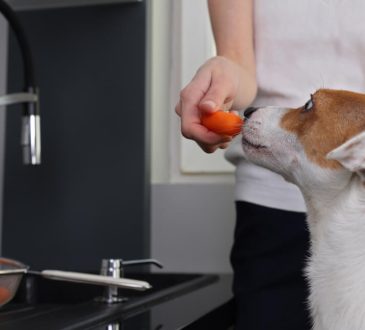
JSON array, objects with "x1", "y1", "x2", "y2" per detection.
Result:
[{"x1": 201, "y1": 110, "x2": 243, "y2": 136}]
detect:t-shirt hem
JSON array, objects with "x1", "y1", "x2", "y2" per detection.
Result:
[{"x1": 234, "y1": 178, "x2": 307, "y2": 213}]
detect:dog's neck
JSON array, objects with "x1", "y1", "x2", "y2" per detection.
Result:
[
  {"x1": 302, "y1": 174, "x2": 365, "y2": 247},
  {"x1": 301, "y1": 175, "x2": 365, "y2": 330}
]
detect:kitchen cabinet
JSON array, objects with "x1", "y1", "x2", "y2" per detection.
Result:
[
  {"x1": 3, "y1": 1, "x2": 149, "y2": 270},
  {"x1": 8, "y1": 0, "x2": 141, "y2": 10}
]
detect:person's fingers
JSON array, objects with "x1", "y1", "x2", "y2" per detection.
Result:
[
  {"x1": 175, "y1": 99, "x2": 182, "y2": 116},
  {"x1": 178, "y1": 69, "x2": 212, "y2": 115},
  {"x1": 198, "y1": 142, "x2": 219, "y2": 154},
  {"x1": 220, "y1": 100, "x2": 234, "y2": 112},
  {"x1": 177, "y1": 70, "x2": 212, "y2": 140},
  {"x1": 198, "y1": 140, "x2": 231, "y2": 153},
  {"x1": 199, "y1": 70, "x2": 236, "y2": 114},
  {"x1": 198, "y1": 99, "x2": 234, "y2": 113},
  {"x1": 177, "y1": 68, "x2": 230, "y2": 145},
  {"x1": 175, "y1": 58, "x2": 239, "y2": 153},
  {"x1": 219, "y1": 142, "x2": 230, "y2": 149},
  {"x1": 181, "y1": 119, "x2": 232, "y2": 145}
]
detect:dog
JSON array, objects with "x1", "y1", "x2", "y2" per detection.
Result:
[{"x1": 242, "y1": 89, "x2": 365, "y2": 330}]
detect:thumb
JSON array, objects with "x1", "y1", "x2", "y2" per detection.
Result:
[{"x1": 198, "y1": 75, "x2": 234, "y2": 114}]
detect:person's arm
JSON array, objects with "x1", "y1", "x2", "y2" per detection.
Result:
[
  {"x1": 206, "y1": 0, "x2": 257, "y2": 108},
  {"x1": 176, "y1": 0, "x2": 257, "y2": 153}
]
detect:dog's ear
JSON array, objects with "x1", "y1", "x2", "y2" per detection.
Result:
[{"x1": 327, "y1": 131, "x2": 365, "y2": 179}]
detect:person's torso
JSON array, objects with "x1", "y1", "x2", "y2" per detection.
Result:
[
  {"x1": 254, "y1": 0, "x2": 365, "y2": 107},
  {"x1": 226, "y1": 0, "x2": 365, "y2": 211}
]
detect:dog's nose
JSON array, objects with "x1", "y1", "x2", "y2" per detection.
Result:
[{"x1": 244, "y1": 107, "x2": 258, "y2": 119}]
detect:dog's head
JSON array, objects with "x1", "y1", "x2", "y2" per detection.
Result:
[{"x1": 242, "y1": 89, "x2": 365, "y2": 196}]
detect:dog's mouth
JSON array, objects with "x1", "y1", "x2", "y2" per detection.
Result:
[{"x1": 242, "y1": 137, "x2": 267, "y2": 150}]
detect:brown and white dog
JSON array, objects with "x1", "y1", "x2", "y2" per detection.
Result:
[{"x1": 242, "y1": 89, "x2": 365, "y2": 330}]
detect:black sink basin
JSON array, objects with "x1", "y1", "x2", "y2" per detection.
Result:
[{"x1": 0, "y1": 272, "x2": 220, "y2": 329}]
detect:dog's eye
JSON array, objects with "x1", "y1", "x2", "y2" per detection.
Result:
[{"x1": 303, "y1": 99, "x2": 314, "y2": 112}]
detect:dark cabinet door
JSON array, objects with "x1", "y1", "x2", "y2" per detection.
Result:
[{"x1": 3, "y1": 2, "x2": 150, "y2": 271}]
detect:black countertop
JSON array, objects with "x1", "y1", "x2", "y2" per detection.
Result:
[{"x1": 0, "y1": 273, "x2": 234, "y2": 329}]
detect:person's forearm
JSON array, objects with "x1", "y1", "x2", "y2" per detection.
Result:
[
  {"x1": 208, "y1": 0, "x2": 257, "y2": 100},
  {"x1": 208, "y1": 0, "x2": 255, "y2": 67}
]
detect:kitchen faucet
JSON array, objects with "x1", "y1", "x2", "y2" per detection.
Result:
[
  {"x1": 0, "y1": 0, "x2": 40, "y2": 165},
  {"x1": 97, "y1": 258, "x2": 163, "y2": 304}
]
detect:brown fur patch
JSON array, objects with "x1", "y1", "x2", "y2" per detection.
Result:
[{"x1": 281, "y1": 89, "x2": 365, "y2": 169}]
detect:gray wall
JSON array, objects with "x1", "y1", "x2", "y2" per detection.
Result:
[
  {"x1": 148, "y1": 1, "x2": 235, "y2": 275},
  {"x1": 151, "y1": 183, "x2": 235, "y2": 273}
]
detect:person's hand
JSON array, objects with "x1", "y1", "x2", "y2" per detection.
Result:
[{"x1": 175, "y1": 56, "x2": 256, "y2": 153}]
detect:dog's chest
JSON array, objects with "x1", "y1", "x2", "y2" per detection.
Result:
[{"x1": 306, "y1": 213, "x2": 365, "y2": 330}]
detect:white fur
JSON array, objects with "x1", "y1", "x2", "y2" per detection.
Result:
[{"x1": 242, "y1": 106, "x2": 365, "y2": 330}]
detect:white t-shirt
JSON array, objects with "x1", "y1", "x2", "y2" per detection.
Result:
[{"x1": 225, "y1": 0, "x2": 365, "y2": 212}]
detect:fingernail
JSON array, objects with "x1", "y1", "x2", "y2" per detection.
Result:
[{"x1": 200, "y1": 100, "x2": 216, "y2": 110}]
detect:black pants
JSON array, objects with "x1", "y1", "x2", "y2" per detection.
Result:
[{"x1": 230, "y1": 201, "x2": 311, "y2": 330}]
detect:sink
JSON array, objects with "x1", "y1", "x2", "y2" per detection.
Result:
[
  {"x1": 10, "y1": 272, "x2": 218, "y2": 305},
  {"x1": 0, "y1": 272, "x2": 220, "y2": 329}
]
